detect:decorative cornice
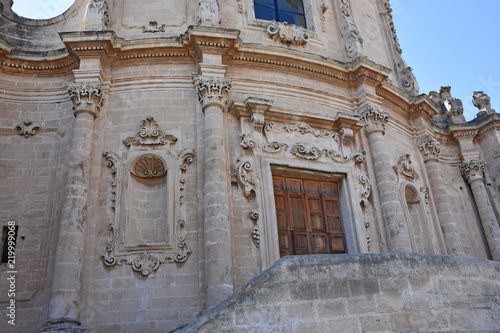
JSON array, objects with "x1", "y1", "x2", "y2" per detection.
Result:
[
  {"x1": 68, "y1": 81, "x2": 105, "y2": 118},
  {"x1": 460, "y1": 160, "x2": 486, "y2": 184},
  {"x1": 418, "y1": 135, "x2": 441, "y2": 160},
  {"x1": 359, "y1": 104, "x2": 390, "y2": 134},
  {"x1": 123, "y1": 117, "x2": 177, "y2": 147},
  {"x1": 194, "y1": 76, "x2": 232, "y2": 110}
]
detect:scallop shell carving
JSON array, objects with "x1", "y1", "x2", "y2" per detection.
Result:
[{"x1": 131, "y1": 154, "x2": 167, "y2": 178}]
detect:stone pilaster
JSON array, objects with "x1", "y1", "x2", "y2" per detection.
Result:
[
  {"x1": 41, "y1": 82, "x2": 104, "y2": 332},
  {"x1": 195, "y1": 76, "x2": 233, "y2": 307},
  {"x1": 418, "y1": 136, "x2": 465, "y2": 256},
  {"x1": 460, "y1": 160, "x2": 500, "y2": 261},
  {"x1": 360, "y1": 104, "x2": 411, "y2": 253}
]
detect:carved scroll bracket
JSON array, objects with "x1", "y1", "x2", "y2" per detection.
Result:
[
  {"x1": 179, "y1": 149, "x2": 195, "y2": 205},
  {"x1": 236, "y1": 158, "x2": 257, "y2": 197},
  {"x1": 358, "y1": 173, "x2": 371, "y2": 207}
]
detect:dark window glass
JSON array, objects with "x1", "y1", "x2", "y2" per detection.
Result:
[{"x1": 254, "y1": 0, "x2": 307, "y2": 28}]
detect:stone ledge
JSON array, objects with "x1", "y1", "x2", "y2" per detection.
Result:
[{"x1": 170, "y1": 253, "x2": 500, "y2": 332}]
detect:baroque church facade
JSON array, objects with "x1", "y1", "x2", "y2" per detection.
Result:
[{"x1": 0, "y1": 0, "x2": 499, "y2": 331}]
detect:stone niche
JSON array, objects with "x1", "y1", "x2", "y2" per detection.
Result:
[{"x1": 102, "y1": 117, "x2": 194, "y2": 276}]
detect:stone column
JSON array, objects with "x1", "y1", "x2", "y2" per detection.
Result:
[
  {"x1": 460, "y1": 160, "x2": 500, "y2": 261},
  {"x1": 418, "y1": 136, "x2": 465, "y2": 256},
  {"x1": 195, "y1": 76, "x2": 233, "y2": 308},
  {"x1": 42, "y1": 82, "x2": 104, "y2": 332},
  {"x1": 360, "y1": 104, "x2": 412, "y2": 253}
]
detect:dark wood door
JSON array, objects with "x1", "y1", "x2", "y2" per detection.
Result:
[{"x1": 273, "y1": 176, "x2": 346, "y2": 257}]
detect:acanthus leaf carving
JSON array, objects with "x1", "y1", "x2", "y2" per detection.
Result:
[
  {"x1": 179, "y1": 150, "x2": 195, "y2": 205},
  {"x1": 418, "y1": 135, "x2": 441, "y2": 160},
  {"x1": 393, "y1": 153, "x2": 419, "y2": 181},
  {"x1": 359, "y1": 173, "x2": 371, "y2": 207},
  {"x1": 123, "y1": 117, "x2": 177, "y2": 147},
  {"x1": 68, "y1": 81, "x2": 105, "y2": 118},
  {"x1": 195, "y1": 76, "x2": 231, "y2": 109},
  {"x1": 360, "y1": 104, "x2": 390, "y2": 134},
  {"x1": 15, "y1": 121, "x2": 40, "y2": 138},
  {"x1": 236, "y1": 158, "x2": 257, "y2": 197},
  {"x1": 267, "y1": 21, "x2": 309, "y2": 46},
  {"x1": 249, "y1": 210, "x2": 260, "y2": 248},
  {"x1": 460, "y1": 160, "x2": 486, "y2": 184}
]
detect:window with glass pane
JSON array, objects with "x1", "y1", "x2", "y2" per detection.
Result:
[{"x1": 254, "y1": 0, "x2": 307, "y2": 28}]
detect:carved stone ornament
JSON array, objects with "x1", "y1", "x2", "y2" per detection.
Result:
[
  {"x1": 338, "y1": 0, "x2": 365, "y2": 58},
  {"x1": 123, "y1": 117, "x2": 177, "y2": 146},
  {"x1": 85, "y1": 0, "x2": 109, "y2": 31},
  {"x1": 236, "y1": 158, "x2": 257, "y2": 197},
  {"x1": 358, "y1": 173, "x2": 371, "y2": 207},
  {"x1": 393, "y1": 154, "x2": 419, "y2": 180},
  {"x1": 15, "y1": 121, "x2": 40, "y2": 138},
  {"x1": 143, "y1": 21, "x2": 166, "y2": 33},
  {"x1": 197, "y1": 0, "x2": 221, "y2": 27},
  {"x1": 320, "y1": 2, "x2": 328, "y2": 32},
  {"x1": 102, "y1": 220, "x2": 191, "y2": 276},
  {"x1": 194, "y1": 76, "x2": 232, "y2": 110},
  {"x1": 179, "y1": 149, "x2": 195, "y2": 205},
  {"x1": 236, "y1": 0, "x2": 243, "y2": 13},
  {"x1": 359, "y1": 104, "x2": 390, "y2": 134},
  {"x1": 418, "y1": 135, "x2": 441, "y2": 160},
  {"x1": 473, "y1": 91, "x2": 496, "y2": 117},
  {"x1": 460, "y1": 160, "x2": 486, "y2": 184},
  {"x1": 420, "y1": 186, "x2": 429, "y2": 204},
  {"x1": 429, "y1": 86, "x2": 466, "y2": 126},
  {"x1": 267, "y1": 21, "x2": 309, "y2": 46},
  {"x1": 249, "y1": 210, "x2": 260, "y2": 248},
  {"x1": 290, "y1": 144, "x2": 322, "y2": 160},
  {"x1": 130, "y1": 154, "x2": 167, "y2": 179},
  {"x1": 68, "y1": 81, "x2": 105, "y2": 118},
  {"x1": 241, "y1": 121, "x2": 365, "y2": 164},
  {"x1": 104, "y1": 151, "x2": 119, "y2": 210}
]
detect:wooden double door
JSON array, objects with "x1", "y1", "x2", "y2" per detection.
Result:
[{"x1": 273, "y1": 176, "x2": 346, "y2": 257}]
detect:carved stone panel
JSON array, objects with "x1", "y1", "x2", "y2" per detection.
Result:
[
  {"x1": 121, "y1": 0, "x2": 186, "y2": 30},
  {"x1": 393, "y1": 154, "x2": 419, "y2": 181},
  {"x1": 102, "y1": 118, "x2": 195, "y2": 276}
]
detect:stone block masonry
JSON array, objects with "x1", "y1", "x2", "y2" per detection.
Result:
[{"x1": 171, "y1": 253, "x2": 500, "y2": 332}]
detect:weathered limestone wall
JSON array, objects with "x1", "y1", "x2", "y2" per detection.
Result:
[{"x1": 173, "y1": 253, "x2": 500, "y2": 332}]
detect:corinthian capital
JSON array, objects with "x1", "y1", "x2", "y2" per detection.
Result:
[
  {"x1": 418, "y1": 135, "x2": 441, "y2": 161},
  {"x1": 68, "y1": 81, "x2": 105, "y2": 118},
  {"x1": 194, "y1": 76, "x2": 231, "y2": 111},
  {"x1": 460, "y1": 160, "x2": 486, "y2": 184},
  {"x1": 359, "y1": 104, "x2": 390, "y2": 134}
]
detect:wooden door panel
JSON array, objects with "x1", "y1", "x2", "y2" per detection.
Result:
[{"x1": 273, "y1": 175, "x2": 345, "y2": 257}]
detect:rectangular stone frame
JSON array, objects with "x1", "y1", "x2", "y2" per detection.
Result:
[{"x1": 259, "y1": 157, "x2": 361, "y2": 268}]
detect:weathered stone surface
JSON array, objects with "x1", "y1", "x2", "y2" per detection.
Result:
[{"x1": 171, "y1": 254, "x2": 500, "y2": 332}]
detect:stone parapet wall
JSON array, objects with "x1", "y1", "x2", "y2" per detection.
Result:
[{"x1": 172, "y1": 253, "x2": 500, "y2": 332}]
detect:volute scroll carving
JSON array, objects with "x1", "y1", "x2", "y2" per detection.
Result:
[
  {"x1": 359, "y1": 104, "x2": 390, "y2": 134},
  {"x1": 194, "y1": 76, "x2": 232, "y2": 110},
  {"x1": 460, "y1": 160, "x2": 486, "y2": 184},
  {"x1": 236, "y1": 158, "x2": 257, "y2": 197},
  {"x1": 418, "y1": 135, "x2": 441, "y2": 160},
  {"x1": 123, "y1": 117, "x2": 177, "y2": 147},
  {"x1": 15, "y1": 121, "x2": 41, "y2": 138},
  {"x1": 267, "y1": 21, "x2": 309, "y2": 46},
  {"x1": 358, "y1": 173, "x2": 371, "y2": 207},
  {"x1": 68, "y1": 81, "x2": 105, "y2": 118},
  {"x1": 179, "y1": 150, "x2": 196, "y2": 205}
]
